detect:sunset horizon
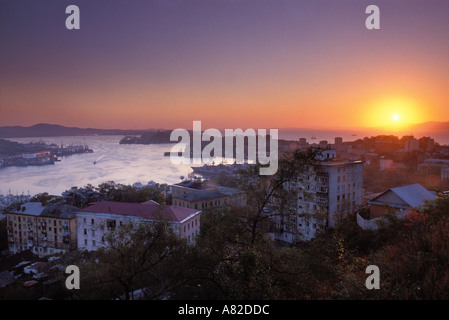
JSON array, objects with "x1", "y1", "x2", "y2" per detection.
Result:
[
  {"x1": 1, "y1": 0, "x2": 449, "y2": 305},
  {"x1": 1, "y1": 0, "x2": 448, "y2": 132}
]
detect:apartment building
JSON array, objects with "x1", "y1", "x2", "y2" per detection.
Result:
[
  {"x1": 172, "y1": 180, "x2": 246, "y2": 210},
  {"x1": 5, "y1": 202, "x2": 77, "y2": 257},
  {"x1": 273, "y1": 158, "x2": 364, "y2": 244},
  {"x1": 76, "y1": 200, "x2": 201, "y2": 251}
]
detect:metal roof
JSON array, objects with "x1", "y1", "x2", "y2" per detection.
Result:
[
  {"x1": 9, "y1": 202, "x2": 46, "y2": 216},
  {"x1": 372, "y1": 183, "x2": 436, "y2": 208}
]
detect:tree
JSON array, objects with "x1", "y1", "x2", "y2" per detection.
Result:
[
  {"x1": 76, "y1": 220, "x2": 189, "y2": 300},
  {"x1": 236, "y1": 148, "x2": 322, "y2": 244}
]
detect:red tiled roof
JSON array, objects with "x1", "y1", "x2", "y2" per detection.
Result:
[{"x1": 77, "y1": 201, "x2": 199, "y2": 222}]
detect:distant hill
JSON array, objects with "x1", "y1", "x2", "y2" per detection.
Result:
[
  {"x1": 407, "y1": 121, "x2": 449, "y2": 133},
  {"x1": 0, "y1": 123, "x2": 152, "y2": 138}
]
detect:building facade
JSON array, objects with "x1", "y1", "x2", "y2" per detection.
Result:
[
  {"x1": 273, "y1": 159, "x2": 364, "y2": 244},
  {"x1": 75, "y1": 200, "x2": 201, "y2": 251},
  {"x1": 172, "y1": 180, "x2": 246, "y2": 210},
  {"x1": 5, "y1": 202, "x2": 77, "y2": 257}
]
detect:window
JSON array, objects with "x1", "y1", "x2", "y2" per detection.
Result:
[
  {"x1": 107, "y1": 219, "x2": 116, "y2": 230},
  {"x1": 91, "y1": 219, "x2": 95, "y2": 224},
  {"x1": 83, "y1": 229, "x2": 87, "y2": 235}
]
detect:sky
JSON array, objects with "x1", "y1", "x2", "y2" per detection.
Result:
[{"x1": 0, "y1": 0, "x2": 448, "y2": 131}]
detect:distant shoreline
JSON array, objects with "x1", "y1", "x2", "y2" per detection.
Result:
[{"x1": 1, "y1": 123, "x2": 448, "y2": 145}]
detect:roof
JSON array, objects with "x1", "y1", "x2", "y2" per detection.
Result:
[
  {"x1": 0, "y1": 271, "x2": 17, "y2": 288},
  {"x1": 0, "y1": 250, "x2": 39, "y2": 272},
  {"x1": 320, "y1": 160, "x2": 363, "y2": 167},
  {"x1": 180, "y1": 191, "x2": 228, "y2": 202},
  {"x1": 77, "y1": 201, "x2": 200, "y2": 223},
  {"x1": 9, "y1": 202, "x2": 46, "y2": 216},
  {"x1": 7, "y1": 202, "x2": 77, "y2": 219},
  {"x1": 369, "y1": 183, "x2": 436, "y2": 208},
  {"x1": 173, "y1": 179, "x2": 217, "y2": 191},
  {"x1": 40, "y1": 203, "x2": 77, "y2": 219},
  {"x1": 216, "y1": 186, "x2": 244, "y2": 196}
]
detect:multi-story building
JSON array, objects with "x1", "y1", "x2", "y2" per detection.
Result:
[
  {"x1": 172, "y1": 180, "x2": 246, "y2": 210},
  {"x1": 5, "y1": 202, "x2": 77, "y2": 257},
  {"x1": 75, "y1": 200, "x2": 201, "y2": 251},
  {"x1": 273, "y1": 158, "x2": 364, "y2": 244}
]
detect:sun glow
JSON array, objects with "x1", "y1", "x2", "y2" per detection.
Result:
[{"x1": 364, "y1": 95, "x2": 425, "y2": 130}]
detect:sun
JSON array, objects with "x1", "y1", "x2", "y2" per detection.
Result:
[{"x1": 392, "y1": 114, "x2": 400, "y2": 121}]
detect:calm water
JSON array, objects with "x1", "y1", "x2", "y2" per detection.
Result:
[
  {"x1": 0, "y1": 135, "x2": 193, "y2": 196},
  {"x1": 1, "y1": 129, "x2": 448, "y2": 197}
]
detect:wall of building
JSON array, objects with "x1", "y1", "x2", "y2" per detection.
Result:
[
  {"x1": 273, "y1": 160, "x2": 364, "y2": 244},
  {"x1": 76, "y1": 211, "x2": 201, "y2": 251},
  {"x1": 6, "y1": 213, "x2": 76, "y2": 258}
]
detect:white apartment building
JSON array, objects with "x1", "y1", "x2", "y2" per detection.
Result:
[
  {"x1": 273, "y1": 159, "x2": 364, "y2": 244},
  {"x1": 76, "y1": 200, "x2": 201, "y2": 251}
]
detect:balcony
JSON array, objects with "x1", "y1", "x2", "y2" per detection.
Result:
[
  {"x1": 316, "y1": 186, "x2": 328, "y2": 194},
  {"x1": 316, "y1": 197, "x2": 329, "y2": 205}
]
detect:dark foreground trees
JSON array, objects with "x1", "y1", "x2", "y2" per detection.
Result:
[
  {"x1": 69, "y1": 221, "x2": 195, "y2": 300},
  {"x1": 59, "y1": 148, "x2": 449, "y2": 300},
  {"x1": 6, "y1": 148, "x2": 447, "y2": 300},
  {"x1": 41, "y1": 190, "x2": 449, "y2": 300}
]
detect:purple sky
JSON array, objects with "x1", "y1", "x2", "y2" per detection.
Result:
[{"x1": 1, "y1": 0, "x2": 448, "y2": 130}]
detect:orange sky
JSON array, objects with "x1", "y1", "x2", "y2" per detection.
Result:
[{"x1": 1, "y1": 1, "x2": 448, "y2": 131}]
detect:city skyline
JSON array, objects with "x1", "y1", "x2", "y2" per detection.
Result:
[{"x1": 1, "y1": 0, "x2": 448, "y2": 131}]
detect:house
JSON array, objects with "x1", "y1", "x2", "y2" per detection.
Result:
[
  {"x1": 357, "y1": 183, "x2": 436, "y2": 230},
  {"x1": 367, "y1": 183, "x2": 436, "y2": 218},
  {"x1": 76, "y1": 200, "x2": 201, "y2": 251}
]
